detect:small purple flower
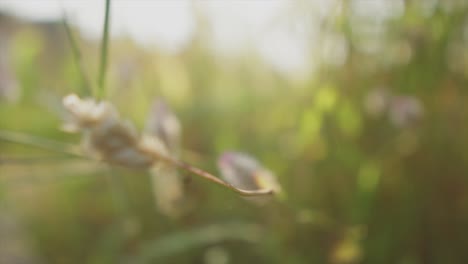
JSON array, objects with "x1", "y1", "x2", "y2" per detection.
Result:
[
  {"x1": 364, "y1": 88, "x2": 424, "y2": 128},
  {"x1": 388, "y1": 95, "x2": 424, "y2": 127},
  {"x1": 218, "y1": 152, "x2": 281, "y2": 195}
]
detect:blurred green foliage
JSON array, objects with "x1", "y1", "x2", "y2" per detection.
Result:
[{"x1": 1, "y1": 1, "x2": 468, "y2": 263}]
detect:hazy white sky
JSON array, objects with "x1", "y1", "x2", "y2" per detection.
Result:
[{"x1": 0, "y1": 0, "x2": 336, "y2": 75}]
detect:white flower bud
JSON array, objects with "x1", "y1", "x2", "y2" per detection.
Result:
[{"x1": 62, "y1": 94, "x2": 158, "y2": 168}]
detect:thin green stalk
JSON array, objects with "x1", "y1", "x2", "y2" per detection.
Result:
[
  {"x1": 97, "y1": 0, "x2": 111, "y2": 99},
  {"x1": 0, "y1": 155, "x2": 76, "y2": 165},
  {"x1": 61, "y1": 15, "x2": 93, "y2": 96},
  {"x1": 0, "y1": 129, "x2": 85, "y2": 158},
  {"x1": 104, "y1": 167, "x2": 139, "y2": 241}
]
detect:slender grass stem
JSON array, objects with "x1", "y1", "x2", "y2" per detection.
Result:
[
  {"x1": 97, "y1": 0, "x2": 111, "y2": 99},
  {"x1": 61, "y1": 15, "x2": 93, "y2": 96},
  {"x1": 0, "y1": 155, "x2": 76, "y2": 165},
  {"x1": 0, "y1": 129, "x2": 85, "y2": 158},
  {"x1": 105, "y1": 166, "x2": 137, "y2": 236}
]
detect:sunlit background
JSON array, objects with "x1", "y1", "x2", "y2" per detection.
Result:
[
  {"x1": 1, "y1": 0, "x2": 468, "y2": 263},
  {"x1": 0, "y1": 0, "x2": 329, "y2": 75}
]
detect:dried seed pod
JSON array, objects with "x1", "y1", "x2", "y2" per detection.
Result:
[
  {"x1": 145, "y1": 98, "x2": 187, "y2": 217},
  {"x1": 218, "y1": 152, "x2": 281, "y2": 204},
  {"x1": 62, "y1": 94, "x2": 166, "y2": 168},
  {"x1": 145, "y1": 99, "x2": 181, "y2": 155},
  {"x1": 62, "y1": 94, "x2": 273, "y2": 212},
  {"x1": 149, "y1": 163, "x2": 187, "y2": 217}
]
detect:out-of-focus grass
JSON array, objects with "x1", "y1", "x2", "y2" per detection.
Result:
[{"x1": 1, "y1": 1, "x2": 468, "y2": 263}]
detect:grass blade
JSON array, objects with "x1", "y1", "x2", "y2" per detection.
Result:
[
  {"x1": 0, "y1": 129, "x2": 85, "y2": 158},
  {"x1": 97, "y1": 0, "x2": 111, "y2": 99},
  {"x1": 132, "y1": 223, "x2": 262, "y2": 264},
  {"x1": 61, "y1": 14, "x2": 93, "y2": 96}
]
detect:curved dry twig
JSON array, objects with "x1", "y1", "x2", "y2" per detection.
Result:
[
  {"x1": 0, "y1": 129, "x2": 273, "y2": 196},
  {"x1": 147, "y1": 151, "x2": 274, "y2": 197}
]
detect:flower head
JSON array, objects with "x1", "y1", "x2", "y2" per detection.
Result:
[
  {"x1": 218, "y1": 152, "x2": 282, "y2": 197},
  {"x1": 62, "y1": 94, "x2": 166, "y2": 168}
]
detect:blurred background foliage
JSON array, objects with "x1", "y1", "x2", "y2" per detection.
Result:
[{"x1": 1, "y1": 0, "x2": 468, "y2": 263}]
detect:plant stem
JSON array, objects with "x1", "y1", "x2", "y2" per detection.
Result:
[
  {"x1": 98, "y1": 0, "x2": 111, "y2": 99},
  {"x1": 146, "y1": 151, "x2": 274, "y2": 197},
  {"x1": 105, "y1": 166, "x2": 136, "y2": 233},
  {"x1": 61, "y1": 15, "x2": 93, "y2": 96},
  {"x1": 0, "y1": 155, "x2": 76, "y2": 165},
  {"x1": 0, "y1": 129, "x2": 85, "y2": 158},
  {"x1": 0, "y1": 129, "x2": 273, "y2": 197}
]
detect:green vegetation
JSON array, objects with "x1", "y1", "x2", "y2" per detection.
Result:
[{"x1": 1, "y1": 1, "x2": 468, "y2": 263}]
